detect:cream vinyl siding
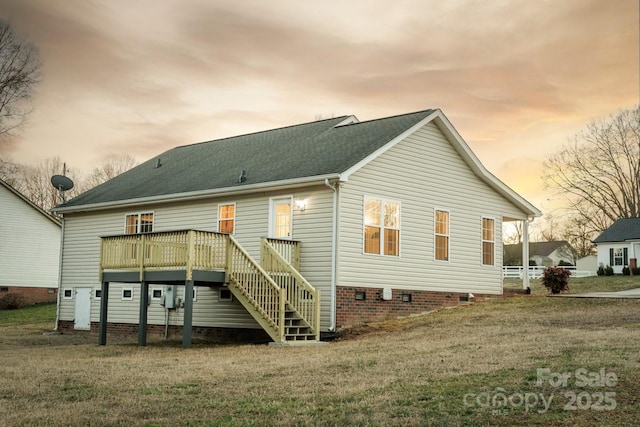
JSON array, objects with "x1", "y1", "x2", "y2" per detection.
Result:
[
  {"x1": 59, "y1": 186, "x2": 334, "y2": 330},
  {"x1": 338, "y1": 122, "x2": 526, "y2": 295},
  {"x1": 0, "y1": 185, "x2": 60, "y2": 288}
]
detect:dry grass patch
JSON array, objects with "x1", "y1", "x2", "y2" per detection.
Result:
[{"x1": 1, "y1": 289, "x2": 639, "y2": 426}]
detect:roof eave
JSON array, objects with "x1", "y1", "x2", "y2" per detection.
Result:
[{"x1": 52, "y1": 173, "x2": 342, "y2": 214}]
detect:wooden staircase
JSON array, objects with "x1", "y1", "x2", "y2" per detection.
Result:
[{"x1": 225, "y1": 236, "x2": 321, "y2": 345}]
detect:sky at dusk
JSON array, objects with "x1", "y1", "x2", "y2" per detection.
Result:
[{"x1": 0, "y1": 0, "x2": 638, "y2": 216}]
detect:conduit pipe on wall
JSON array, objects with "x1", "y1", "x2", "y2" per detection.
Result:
[
  {"x1": 54, "y1": 216, "x2": 64, "y2": 331},
  {"x1": 325, "y1": 178, "x2": 339, "y2": 331}
]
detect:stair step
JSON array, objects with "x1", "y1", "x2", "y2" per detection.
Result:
[{"x1": 285, "y1": 333, "x2": 317, "y2": 341}]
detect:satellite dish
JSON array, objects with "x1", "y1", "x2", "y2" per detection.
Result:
[{"x1": 51, "y1": 175, "x2": 74, "y2": 191}]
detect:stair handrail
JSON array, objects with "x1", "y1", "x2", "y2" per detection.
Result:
[
  {"x1": 226, "y1": 235, "x2": 285, "y2": 341},
  {"x1": 261, "y1": 238, "x2": 320, "y2": 340}
]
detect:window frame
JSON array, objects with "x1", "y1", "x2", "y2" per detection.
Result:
[
  {"x1": 362, "y1": 195, "x2": 401, "y2": 257},
  {"x1": 121, "y1": 288, "x2": 134, "y2": 301},
  {"x1": 124, "y1": 212, "x2": 155, "y2": 234},
  {"x1": 434, "y1": 208, "x2": 450, "y2": 262},
  {"x1": 217, "y1": 202, "x2": 236, "y2": 234},
  {"x1": 63, "y1": 288, "x2": 73, "y2": 299},
  {"x1": 94, "y1": 288, "x2": 101, "y2": 300},
  {"x1": 481, "y1": 216, "x2": 496, "y2": 266},
  {"x1": 150, "y1": 288, "x2": 164, "y2": 301}
]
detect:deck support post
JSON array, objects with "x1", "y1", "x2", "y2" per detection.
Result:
[
  {"x1": 138, "y1": 281, "x2": 149, "y2": 346},
  {"x1": 182, "y1": 280, "x2": 194, "y2": 348},
  {"x1": 98, "y1": 281, "x2": 109, "y2": 345}
]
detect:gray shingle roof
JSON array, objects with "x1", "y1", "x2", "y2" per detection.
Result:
[
  {"x1": 60, "y1": 110, "x2": 434, "y2": 208},
  {"x1": 593, "y1": 218, "x2": 640, "y2": 243},
  {"x1": 504, "y1": 241, "x2": 573, "y2": 258}
]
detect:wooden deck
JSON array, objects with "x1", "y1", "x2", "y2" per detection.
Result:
[{"x1": 99, "y1": 230, "x2": 320, "y2": 345}]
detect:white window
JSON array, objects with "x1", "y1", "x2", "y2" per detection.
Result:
[
  {"x1": 434, "y1": 209, "x2": 449, "y2": 261},
  {"x1": 269, "y1": 197, "x2": 292, "y2": 239},
  {"x1": 121, "y1": 288, "x2": 134, "y2": 301},
  {"x1": 151, "y1": 288, "x2": 163, "y2": 301},
  {"x1": 94, "y1": 288, "x2": 101, "y2": 300},
  {"x1": 363, "y1": 196, "x2": 400, "y2": 256},
  {"x1": 218, "y1": 203, "x2": 236, "y2": 234},
  {"x1": 125, "y1": 212, "x2": 154, "y2": 234},
  {"x1": 482, "y1": 217, "x2": 495, "y2": 266},
  {"x1": 63, "y1": 288, "x2": 73, "y2": 299}
]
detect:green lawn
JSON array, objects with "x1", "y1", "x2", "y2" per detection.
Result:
[{"x1": 0, "y1": 301, "x2": 56, "y2": 326}]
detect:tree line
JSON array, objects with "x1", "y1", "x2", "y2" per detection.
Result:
[{"x1": 0, "y1": 153, "x2": 136, "y2": 211}]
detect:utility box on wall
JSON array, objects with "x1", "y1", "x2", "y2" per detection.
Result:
[
  {"x1": 382, "y1": 287, "x2": 393, "y2": 301},
  {"x1": 161, "y1": 285, "x2": 176, "y2": 309}
]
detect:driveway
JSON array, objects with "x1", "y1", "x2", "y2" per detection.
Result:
[{"x1": 556, "y1": 288, "x2": 640, "y2": 298}]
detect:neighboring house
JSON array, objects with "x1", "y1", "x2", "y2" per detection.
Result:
[
  {"x1": 593, "y1": 218, "x2": 640, "y2": 274},
  {"x1": 504, "y1": 241, "x2": 576, "y2": 266},
  {"x1": 0, "y1": 178, "x2": 61, "y2": 305},
  {"x1": 53, "y1": 109, "x2": 540, "y2": 347}
]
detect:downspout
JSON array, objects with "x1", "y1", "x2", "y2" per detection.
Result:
[
  {"x1": 54, "y1": 216, "x2": 64, "y2": 331},
  {"x1": 325, "y1": 178, "x2": 339, "y2": 331}
]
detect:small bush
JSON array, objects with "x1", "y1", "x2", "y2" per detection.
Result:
[
  {"x1": 0, "y1": 293, "x2": 25, "y2": 310},
  {"x1": 558, "y1": 260, "x2": 574, "y2": 267},
  {"x1": 632, "y1": 267, "x2": 640, "y2": 276},
  {"x1": 541, "y1": 266, "x2": 571, "y2": 294},
  {"x1": 605, "y1": 265, "x2": 615, "y2": 276},
  {"x1": 622, "y1": 266, "x2": 630, "y2": 276},
  {"x1": 597, "y1": 265, "x2": 605, "y2": 276}
]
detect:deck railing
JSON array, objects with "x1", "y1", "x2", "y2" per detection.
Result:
[
  {"x1": 100, "y1": 230, "x2": 228, "y2": 281},
  {"x1": 263, "y1": 238, "x2": 301, "y2": 271},
  {"x1": 261, "y1": 238, "x2": 320, "y2": 339},
  {"x1": 226, "y1": 236, "x2": 285, "y2": 341}
]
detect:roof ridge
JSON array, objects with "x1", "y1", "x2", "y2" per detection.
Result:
[
  {"x1": 174, "y1": 115, "x2": 350, "y2": 150},
  {"x1": 335, "y1": 108, "x2": 435, "y2": 128}
]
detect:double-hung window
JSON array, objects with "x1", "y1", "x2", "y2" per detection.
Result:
[
  {"x1": 434, "y1": 209, "x2": 449, "y2": 261},
  {"x1": 125, "y1": 212, "x2": 154, "y2": 234},
  {"x1": 482, "y1": 217, "x2": 495, "y2": 265},
  {"x1": 218, "y1": 203, "x2": 236, "y2": 234},
  {"x1": 363, "y1": 196, "x2": 400, "y2": 256}
]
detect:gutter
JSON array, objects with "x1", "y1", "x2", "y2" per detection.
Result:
[{"x1": 53, "y1": 174, "x2": 342, "y2": 214}]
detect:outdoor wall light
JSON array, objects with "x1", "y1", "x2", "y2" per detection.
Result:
[{"x1": 295, "y1": 198, "x2": 307, "y2": 211}]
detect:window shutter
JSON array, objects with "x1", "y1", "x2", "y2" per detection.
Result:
[
  {"x1": 609, "y1": 248, "x2": 614, "y2": 266},
  {"x1": 623, "y1": 248, "x2": 628, "y2": 265}
]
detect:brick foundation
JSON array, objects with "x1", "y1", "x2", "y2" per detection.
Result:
[
  {"x1": 57, "y1": 320, "x2": 271, "y2": 344},
  {"x1": 0, "y1": 286, "x2": 57, "y2": 305},
  {"x1": 336, "y1": 286, "x2": 493, "y2": 328}
]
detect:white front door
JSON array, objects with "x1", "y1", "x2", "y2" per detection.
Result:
[
  {"x1": 269, "y1": 197, "x2": 292, "y2": 239},
  {"x1": 74, "y1": 288, "x2": 91, "y2": 330}
]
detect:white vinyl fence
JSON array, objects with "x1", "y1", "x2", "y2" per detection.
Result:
[{"x1": 502, "y1": 266, "x2": 594, "y2": 279}]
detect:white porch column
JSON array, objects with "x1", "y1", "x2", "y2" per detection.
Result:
[{"x1": 522, "y1": 219, "x2": 530, "y2": 291}]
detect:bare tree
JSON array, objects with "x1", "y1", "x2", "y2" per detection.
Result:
[
  {"x1": 0, "y1": 155, "x2": 23, "y2": 188},
  {"x1": 20, "y1": 157, "x2": 81, "y2": 211},
  {"x1": 543, "y1": 106, "x2": 640, "y2": 233},
  {"x1": 81, "y1": 153, "x2": 136, "y2": 191},
  {"x1": 0, "y1": 20, "x2": 40, "y2": 140},
  {"x1": 561, "y1": 214, "x2": 597, "y2": 259}
]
